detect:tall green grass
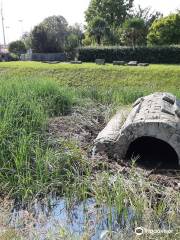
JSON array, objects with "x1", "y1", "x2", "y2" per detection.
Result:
[
  {"x1": 0, "y1": 63, "x2": 179, "y2": 239},
  {"x1": 79, "y1": 87, "x2": 146, "y2": 105},
  {"x1": 60, "y1": 163, "x2": 179, "y2": 239},
  {"x1": 1, "y1": 62, "x2": 180, "y2": 105},
  {"x1": 0, "y1": 79, "x2": 81, "y2": 199}
]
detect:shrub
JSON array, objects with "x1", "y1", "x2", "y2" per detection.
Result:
[
  {"x1": 0, "y1": 53, "x2": 19, "y2": 61},
  {"x1": 8, "y1": 53, "x2": 19, "y2": 61},
  {"x1": 78, "y1": 46, "x2": 180, "y2": 64},
  {"x1": 8, "y1": 40, "x2": 26, "y2": 57},
  {"x1": 147, "y1": 13, "x2": 180, "y2": 45}
]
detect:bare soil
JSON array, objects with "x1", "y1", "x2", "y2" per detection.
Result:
[{"x1": 47, "y1": 105, "x2": 180, "y2": 192}]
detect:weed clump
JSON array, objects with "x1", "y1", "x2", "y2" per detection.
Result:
[{"x1": 0, "y1": 79, "x2": 78, "y2": 199}]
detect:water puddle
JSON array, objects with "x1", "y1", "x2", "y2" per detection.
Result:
[{"x1": 9, "y1": 197, "x2": 135, "y2": 239}]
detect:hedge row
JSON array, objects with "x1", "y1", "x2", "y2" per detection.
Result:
[
  {"x1": 78, "y1": 46, "x2": 180, "y2": 64},
  {"x1": 0, "y1": 53, "x2": 19, "y2": 61}
]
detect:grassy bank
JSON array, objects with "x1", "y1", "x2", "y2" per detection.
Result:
[
  {"x1": 0, "y1": 78, "x2": 84, "y2": 199},
  {"x1": 0, "y1": 62, "x2": 179, "y2": 239},
  {"x1": 0, "y1": 62, "x2": 180, "y2": 105}
]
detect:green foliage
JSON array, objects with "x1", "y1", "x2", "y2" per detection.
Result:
[
  {"x1": 1, "y1": 61, "x2": 180, "y2": 103},
  {"x1": 30, "y1": 17, "x2": 83, "y2": 56},
  {"x1": 65, "y1": 34, "x2": 79, "y2": 58},
  {"x1": 65, "y1": 24, "x2": 83, "y2": 58},
  {"x1": 91, "y1": 171, "x2": 179, "y2": 239},
  {"x1": 132, "y1": 5, "x2": 162, "y2": 29},
  {"x1": 88, "y1": 16, "x2": 109, "y2": 45},
  {"x1": 67, "y1": 23, "x2": 83, "y2": 44},
  {"x1": 31, "y1": 15, "x2": 68, "y2": 53},
  {"x1": 82, "y1": 32, "x2": 93, "y2": 46},
  {"x1": 147, "y1": 13, "x2": 180, "y2": 45},
  {"x1": 0, "y1": 62, "x2": 179, "y2": 237},
  {"x1": 78, "y1": 46, "x2": 180, "y2": 63},
  {"x1": 0, "y1": 53, "x2": 19, "y2": 62},
  {"x1": 0, "y1": 79, "x2": 76, "y2": 199},
  {"x1": 8, "y1": 53, "x2": 19, "y2": 61},
  {"x1": 84, "y1": 3, "x2": 163, "y2": 46},
  {"x1": 120, "y1": 18, "x2": 146, "y2": 46},
  {"x1": 85, "y1": 0, "x2": 134, "y2": 45},
  {"x1": 8, "y1": 40, "x2": 26, "y2": 56},
  {"x1": 85, "y1": 0, "x2": 134, "y2": 28},
  {"x1": 31, "y1": 25, "x2": 48, "y2": 53},
  {"x1": 21, "y1": 32, "x2": 32, "y2": 49}
]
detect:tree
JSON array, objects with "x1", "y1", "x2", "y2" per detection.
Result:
[
  {"x1": 68, "y1": 23, "x2": 83, "y2": 39},
  {"x1": 132, "y1": 5, "x2": 162, "y2": 29},
  {"x1": 31, "y1": 15, "x2": 68, "y2": 53},
  {"x1": 31, "y1": 25, "x2": 49, "y2": 53},
  {"x1": 88, "y1": 16, "x2": 109, "y2": 44},
  {"x1": 65, "y1": 24, "x2": 83, "y2": 58},
  {"x1": 21, "y1": 32, "x2": 32, "y2": 50},
  {"x1": 82, "y1": 32, "x2": 93, "y2": 46},
  {"x1": 85, "y1": 0, "x2": 134, "y2": 28},
  {"x1": 147, "y1": 13, "x2": 180, "y2": 45},
  {"x1": 66, "y1": 24, "x2": 83, "y2": 50},
  {"x1": 8, "y1": 40, "x2": 26, "y2": 56},
  {"x1": 120, "y1": 18, "x2": 146, "y2": 47}
]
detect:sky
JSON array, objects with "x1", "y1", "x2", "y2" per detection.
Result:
[{"x1": 1, "y1": 0, "x2": 180, "y2": 44}]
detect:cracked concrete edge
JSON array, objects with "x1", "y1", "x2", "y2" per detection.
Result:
[{"x1": 94, "y1": 92, "x2": 180, "y2": 165}]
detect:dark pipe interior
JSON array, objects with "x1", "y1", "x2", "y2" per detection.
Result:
[{"x1": 126, "y1": 137, "x2": 179, "y2": 169}]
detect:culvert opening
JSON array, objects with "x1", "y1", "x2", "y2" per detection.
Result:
[{"x1": 126, "y1": 137, "x2": 179, "y2": 169}]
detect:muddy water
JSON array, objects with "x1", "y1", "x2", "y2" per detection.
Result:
[{"x1": 10, "y1": 197, "x2": 134, "y2": 239}]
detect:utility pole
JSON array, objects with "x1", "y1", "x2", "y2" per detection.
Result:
[{"x1": 1, "y1": 0, "x2": 6, "y2": 46}]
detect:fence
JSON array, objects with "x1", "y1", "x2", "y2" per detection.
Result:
[{"x1": 20, "y1": 53, "x2": 67, "y2": 62}]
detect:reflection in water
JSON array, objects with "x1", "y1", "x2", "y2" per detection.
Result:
[{"x1": 10, "y1": 197, "x2": 135, "y2": 239}]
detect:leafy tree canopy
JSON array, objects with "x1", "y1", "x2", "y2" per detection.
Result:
[
  {"x1": 31, "y1": 15, "x2": 68, "y2": 53},
  {"x1": 147, "y1": 13, "x2": 180, "y2": 45},
  {"x1": 120, "y1": 17, "x2": 146, "y2": 47},
  {"x1": 8, "y1": 40, "x2": 26, "y2": 55},
  {"x1": 88, "y1": 16, "x2": 109, "y2": 44},
  {"x1": 65, "y1": 24, "x2": 83, "y2": 57},
  {"x1": 85, "y1": 0, "x2": 134, "y2": 28},
  {"x1": 21, "y1": 32, "x2": 32, "y2": 50},
  {"x1": 132, "y1": 5, "x2": 162, "y2": 29}
]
